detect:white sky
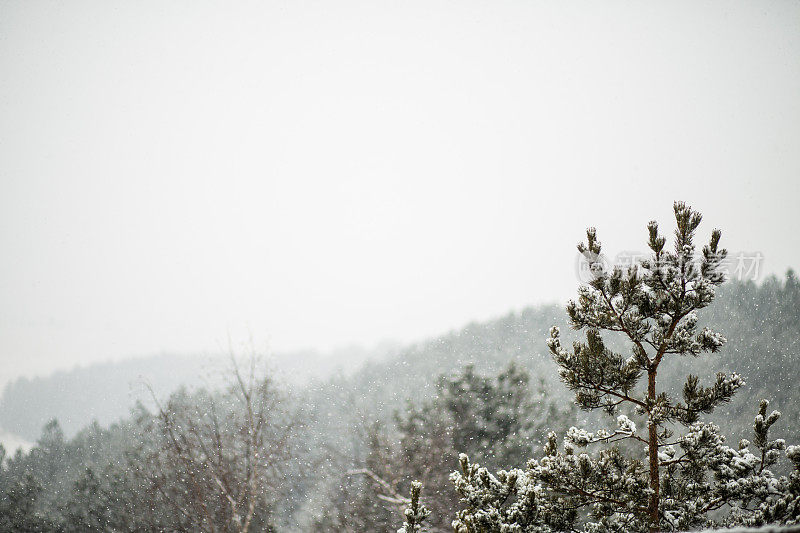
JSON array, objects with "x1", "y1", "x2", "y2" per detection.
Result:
[{"x1": 1, "y1": 0, "x2": 799, "y2": 384}]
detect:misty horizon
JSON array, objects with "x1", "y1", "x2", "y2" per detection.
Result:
[{"x1": 3, "y1": 1, "x2": 799, "y2": 387}]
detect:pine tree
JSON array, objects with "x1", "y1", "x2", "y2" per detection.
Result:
[
  {"x1": 449, "y1": 202, "x2": 800, "y2": 532},
  {"x1": 547, "y1": 201, "x2": 734, "y2": 531},
  {"x1": 0, "y1": 472, "x2": 56, "y2": 532},
  {"x1": 332, "y1": 363, "x2": 567, "y2": 532},
  {"x1": 398, "y1": 481, "x2": 431, "y2": 533}
]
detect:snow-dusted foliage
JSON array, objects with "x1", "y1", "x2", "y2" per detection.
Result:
[
  {"x1": 398, "y1": 481, "x2": 432, "y2": 533},
  {"x1": 449, "y1": 402, "x2": 800, "y2": 532},
  {"x1": 447, "y1": 203, "x2": 800, "y2": 532}
]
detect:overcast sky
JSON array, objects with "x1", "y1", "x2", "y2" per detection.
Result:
[{"x1": 1, "y1": 0, "x2": 798, "y2": 384}]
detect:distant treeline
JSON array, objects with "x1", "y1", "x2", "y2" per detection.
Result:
[
  {"x1": 0, "y1": 345, "x2": 389, "y2": 441},
  {"x1": 2, "y1": 272, "x2": 798, "y2": 444}
]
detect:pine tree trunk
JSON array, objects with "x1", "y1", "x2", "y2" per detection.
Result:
[{"x1": 647, "y1": 369, "x2": 659, "y2": 533}]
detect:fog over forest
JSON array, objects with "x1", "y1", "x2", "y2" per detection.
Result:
[{"x1": 1, "y1": 1, "x2": 799, "y2": 532}]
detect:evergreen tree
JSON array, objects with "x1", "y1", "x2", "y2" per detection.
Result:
[
  {"x1": 450, "y1": 203, "x2": 800, "y2": 532},
  {"x1": 549, "y1": 201, "x2": 732, "y2": 531},
  {"x1": 398, "y1": 481, "x2": 431, "y2": 533},
  {"x1": 438, "y1": 363, "x2": 556, "y2": 469},
  {"x1": 60, "y1": 468, "x2": 112, "y2": 533},
  {"x1": 0, "y1": 472, "x2": 56, "y2": 532},
  {"x1": 318, "y1": 363, "x2": 568, "y2": 532}
]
